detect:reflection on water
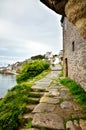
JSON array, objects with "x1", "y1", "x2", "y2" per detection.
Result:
[{"x1": 0, "y1": 74, "x2": 16, "y2": 98}]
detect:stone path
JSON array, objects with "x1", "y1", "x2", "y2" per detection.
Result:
[{"x1": 19, "y1": 65, "x2": 86, "y2": 130}]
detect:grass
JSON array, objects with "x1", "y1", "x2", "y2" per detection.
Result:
[
  {"x1": 0, "y1": 69, "x2": 51, "y2": 130},
  {"x1": 25, "y1": 119, "x2": 32, "y2": 129},
  {"x1": 21, "y1": 69, "x2": 50, "y2": 86},
  {"x1": 28, "y1": 93, "x2": 41, "y2": 98},
  {"x1": 60, "y1": 78, "x2": 86, "y2": 113}
]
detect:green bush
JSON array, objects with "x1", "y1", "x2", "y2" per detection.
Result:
[
  {"x1": 16, "y1": 60, "x2": 50, "y2": 83},
  {"x1": 31, "y1": 54, "x2": 45, "y2": 60}
]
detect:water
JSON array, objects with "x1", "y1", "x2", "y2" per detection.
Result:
[{"x1": 0, "y1": 74, "x2": 17, "y2": 98}]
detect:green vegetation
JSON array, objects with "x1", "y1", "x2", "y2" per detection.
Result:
[
  {"x1": 0, "y1": 84, "x2": 31, "y2": 130},
  {"x1": 0, "y1": 60, "x2": 50, "y2": 130},
  {"x1": 60, "y1": 78, "x2": 86, "y2": 112},
  {"x1": 58, "y1": 63, "x2": 64, "y2": 77},
  {"x1": 31, "y1": 54, "x2": 45, "y2": 60},
  {"x1": 16, "y1": 60, "x2": 50, "y2": 83},
  {"x1": 25, "y1": 119, "x2": 32, "y2": 129}
]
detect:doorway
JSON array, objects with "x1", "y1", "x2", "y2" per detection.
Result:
[{"x1": 65, "y1": 58, "x2": 68, "y2": 77}]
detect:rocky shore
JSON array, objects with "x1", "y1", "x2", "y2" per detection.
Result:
[{"x1": 0, "y1": 70, "x2": 18, "y2": 75}]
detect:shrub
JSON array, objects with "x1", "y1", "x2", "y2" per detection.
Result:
[{"x1": 16, "y1": 60, "x2": 50, "y2": 83}]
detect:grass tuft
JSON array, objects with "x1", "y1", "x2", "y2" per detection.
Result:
[{"x1": 60, "y1": 78, "x2": 86, "y2": 112}]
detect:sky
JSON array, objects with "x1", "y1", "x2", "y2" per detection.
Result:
[{"x1": 0, "y1": 0, "x2": 62, "y2": 64}]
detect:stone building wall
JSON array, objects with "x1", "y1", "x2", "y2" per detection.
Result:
[{"x1": 63, "y1": 17, "x2": 86, "y2": 91}]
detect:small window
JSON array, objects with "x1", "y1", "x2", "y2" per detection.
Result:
[{"x1": 72, "y1": 41, "x2": 75, "y2": 51}]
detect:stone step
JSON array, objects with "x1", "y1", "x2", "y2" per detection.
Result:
[
  {"x1": 31, "y1": 88, "x2": 46, "y2": 92},
  {"x1": 32, "y1": 103, "x2": 56, "y2": 113},
  {"x1": 66, "y1": 120, "x2": 82, "y2": 130},
  {"x1": 19, "y1": 128, "x2": 39, "y2": 130},
  {"x1": 40, "y1": 96, "x2": 61, "y2": 104},
  {"x1": 28, "y1": 128, "x2": 39, "y2": 130},
  {"x1": 22, "y1": 113, "x2": 34, "y2": 120},
  {"x1": 29, "y1": 92, "x2": 44, "y2": 97},
  {"x1": 27, "y1": 98, "x2": 39, "y2": 104},
  {"x1": 32, "y1": 113, "x2": 65, "y2": 130},
  {"x1": 32, "y1": 85, "x2": 49, "y2": 90},
  {"x1": 26, "y1": 104, "x2": 37, "y2": 111}
]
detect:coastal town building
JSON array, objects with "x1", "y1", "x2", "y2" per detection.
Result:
[
  {"x1": 58, "y1": 50, "x2": 63, "y2": 64},
  {"x1": 45, "y1": 52, "x2": 59, "y2": 65}
]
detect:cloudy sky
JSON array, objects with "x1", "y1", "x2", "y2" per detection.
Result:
[{"x1": 0, "y1": 0, "x2": 62, "y2": 64}]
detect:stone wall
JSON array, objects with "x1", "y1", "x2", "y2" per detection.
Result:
[{"x1": 63, "y1": 17, "x2": 86, "y2": 91}]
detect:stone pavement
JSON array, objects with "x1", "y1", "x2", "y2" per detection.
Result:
[{"x1": 19, "y1": 65, "x2": 86, "y2": 130}]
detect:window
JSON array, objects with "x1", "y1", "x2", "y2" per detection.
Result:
[{"x1": 72, "y1": 41, "x2": 75, "y2": 51}]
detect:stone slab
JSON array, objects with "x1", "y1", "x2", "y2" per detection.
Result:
[
  {"x1": 26, "y1": 104, "x2": 37, "y2": 111},
  {"x1": 40, "y1": 96, "x2": 60, "y2": 104},
  {"x1": 28, "y1": 98, "x2": 39, "y2": 101},
  {"x1": 36, "y1": 78, "x2": 51, "y2": 83},
  {"x1": 33, "y1": 103, "x2": 56, "y2": 113},
  {"x1": 32, "y1": 113, "x2": 64, "y2": 130},
  {"x1": 19, "y1": 128, "x2": 39, "y2": 130},
  {"x1": 66, "y1": 121, "x2": 76, "y2": 130},
  {"x1": 23, "y1": 113, "x2": 34, "y2": 120},
  {"x1": 44, "y1": 89, "x2": 60, "y2": 97},
  {"x1": 32, "y1": 84, "x2": 49, "y2": 89},
  {"x1": 36, "y1": 82, "x2": 50, "y2": 85},
  {"x1": 60, "y1": 101, "x2": 73, "y2": 109},
  {"x1": 80, "y1": 119, "x2": 86, "y2": 130},
  {"x1": 27, "y1": 128, "x2": 39, "y2": 130}
]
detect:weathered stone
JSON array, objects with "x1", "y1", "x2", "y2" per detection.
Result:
[
  {"x1": 32, "y1": 113, "x2": 65, "y2": 129},
  {"x1": 26, "y1": 105, "x2": 37, "y2": 111},
  {"x1": 19, "y1": 128, "x2": 39, "y2": 130},
  {"x1": 19, "y1": 128, "x2": 28, "y2": 130},
  {"x1": 27, "y1": 128, "x2": 39, "y2": 130},
  {"x1": 65, "y1": 0, "x2": 86, "y2": 39},
  {"x1": 66, "y1": 120, "x2": 82, "y2": 130},
  {"x1": 74, "y1": 120, "x2": 79, "y2": 127},
  {"x1": 44, "y1": 89, "x2": 60, "y2": 97},
  {"x1": 33, "y1": 103, "x2": 56, "y2": 113},
  {"x1": 60, "y1": 101, "x2": 73, "y2": 109},
  {"x1": 36, "y1": 78, "x2": 51, "y2": 83},
  {"x1": 66, "y1": 121, "x2": 76, "y2": 130},
  {"x1": 32, "y1": 84, "x2": 49, "y2": 90},
  {"x1": 60, "y1": 89, "x2": 69, "y2": 96},
  {"x1": 40, "y1": 0, "x2": 67, "y2": 15},
  {"x1": 73, "y1": 103, "x2": 81, "y2": 111},
  {"x1": 48, "y1": 85, "x2": 64, "y2": 90},
  {"x1": 40, "y1": 96, "x2": 60, "y2": 104},
  {"x1": 80, "y1": 119, "x2": 86, "y2": 130},
  {"x1": 60, "y1": 89, "x2": 72, "y2": 100},
  {"x1": 23, "y1": 113, "x2": 34, "y2": 120}
]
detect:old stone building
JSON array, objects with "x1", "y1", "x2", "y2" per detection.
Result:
[
  {"x1": 40, "y1": 0, "x2": 86, "y2": 91},
  {"x1": 62, "y1": 17, "x2": 86, "y2": 91}
]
